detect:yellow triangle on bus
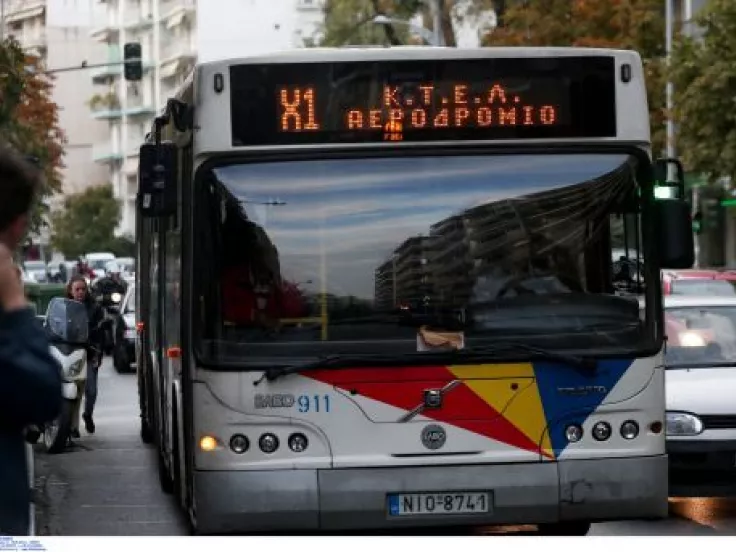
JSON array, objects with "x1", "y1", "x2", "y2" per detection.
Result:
[{"x1": 448, "y1": 363, "x2": 554, "y2": 458}]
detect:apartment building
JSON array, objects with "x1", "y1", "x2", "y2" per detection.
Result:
[
  {"x1": 89, "y1": 0, "x2": 324, "y2": 237},
  {"x1": 1, "y1": 0, "x2": 109, "y2": 248}
]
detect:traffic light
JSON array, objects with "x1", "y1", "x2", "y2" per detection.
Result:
[{"x1": 123, "y1": 42, "x2": 142, "y2": 81}]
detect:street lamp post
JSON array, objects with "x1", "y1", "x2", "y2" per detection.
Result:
[
  {"x1": 427, "y1": 0, "x2": 443, "y2": 47},
  {"x1": 665, "y1": 0, "x2": 675, "y2": 174}
]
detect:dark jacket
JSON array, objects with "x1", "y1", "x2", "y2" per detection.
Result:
[
  {"x1": 0, "y1": 307, "x2": 62, "y2": 535},
  {"x1": 70, "y1": 296, "x2": 104, "y2": 354}
]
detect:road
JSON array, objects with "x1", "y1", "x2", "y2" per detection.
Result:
[{"x1": 32, "y1": 358, "x2": 736, "y2": 536}]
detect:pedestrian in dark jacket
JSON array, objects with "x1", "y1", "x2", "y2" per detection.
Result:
[
  {"x1": 0, "y1": 143, "x2": 62, "y2": 536},
  {"x1": 66, "y1": 276, "x2": 105, "y2": 435}
]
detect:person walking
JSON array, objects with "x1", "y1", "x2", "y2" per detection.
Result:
[{"x1": 66, "y1": 276, "x2": 105, "y2": 435}]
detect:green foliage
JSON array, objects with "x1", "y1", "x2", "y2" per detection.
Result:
[
  {"x1": 50, "y1": 184, "x2": 122, "y2": 259},
  {"x1": 0, "y1": 37, "x2": 67, "y2": 232},
  {"x1": 317, "y1": 0, "x2": 498, "y2": 47},
  {"x1": 483, "y1": 0, "x2": 667, "y2": 156},
  {"x1": 319, "y1": 0, "x2": 419, "y2": 46},
  {"x1": 670, "y1": 0, "x2": 736, "y2": 183}
]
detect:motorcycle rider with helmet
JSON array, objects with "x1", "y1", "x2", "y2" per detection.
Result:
[{"x1": 90, "y1": 262, "x2": 128, "y2": 355}]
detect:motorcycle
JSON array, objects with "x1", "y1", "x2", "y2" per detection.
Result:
[
  {"x1": 34, "y1": 297, "x2": 109, "y2": 454},
  {"x1": 98, "y1": 290, "x2": 123, "y2": 355}
]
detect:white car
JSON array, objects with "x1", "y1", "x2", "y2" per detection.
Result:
[{"x1": 664, "y1": 295, "x2": 736, "y2": 494}]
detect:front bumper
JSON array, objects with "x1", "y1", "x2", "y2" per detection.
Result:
[
  {"x1": 193, "y1": 455, "x2": 668, "y2": 534},
  {"x1": 668, "y1": 440, "x2": 736, "y2": 493}
]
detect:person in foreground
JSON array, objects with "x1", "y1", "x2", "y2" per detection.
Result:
[{"x1": 0, "y1": 143, "x2": 63, "y2": 536}]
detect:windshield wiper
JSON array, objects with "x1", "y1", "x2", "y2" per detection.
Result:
[
  {"x1": 253, "y1": 342, "x2": 596, "y2": 385},
  {"x1": 253, "y1": 353, "x2": 411, "y2": 385},
  {"x1": 450, "y1": 342, "x2": 597, "y2": 372}
]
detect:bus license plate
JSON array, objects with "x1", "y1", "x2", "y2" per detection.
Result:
[{"x1": 388, "y1": 492, "x2": 491, "y2": 516}]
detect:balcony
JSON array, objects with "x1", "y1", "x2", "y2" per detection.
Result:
[
  {"x1": 89, "y1": 92, "x2": 123, "y2": 120},
  {"x1": 160, "y1": 0, "x2": 196, "y2": 29},
  {"x1": 90, "y1": 13, "x2": 121, "y2": 42},
  {"x1": 160, "y1": 38, "x2": 196, "y2": 61},
  {"x1": 92, "y1": 142, "x2": 124, "y2": 164},
  {"x1": 7, "y1": 30, "x2": 47, "y2": 53},
  {"x1": 123, "y1": 13, "x2": 155, "y2": 31},
  {"x1": 4, "y1": 0, "x2": 45, "y2": 24},
  {"x1": 124, "y1": 97, "x2": 155, "y2": 118},
  {"x1": 91, "y1": 55, "x2": 155, "y2": 84}
]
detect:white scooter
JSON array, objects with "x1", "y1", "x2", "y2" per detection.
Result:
[{"x1": 37, "y1": 297, "x2": 100, "y2": 454}]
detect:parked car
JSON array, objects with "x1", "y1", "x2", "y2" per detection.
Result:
[
  {"x1": 84, "y1": 252, "x2": 116, "y2": 278},
  {"x1": 664, "y1": 294, "x2": 736, "y2": 496},
  {"x1": 662, "y1": 269, "x2": 736, "y2": 296},
  {"x1": 23, "y1": 260, "x2": 48, "y2": 283},
  {"x1": 111, "y1": 284, "x2": 136, "y2": 373}
]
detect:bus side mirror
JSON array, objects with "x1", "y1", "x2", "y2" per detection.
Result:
[
  {"x1": 654, "y1": 199, "x2": 694, "y2": 269},
  {"x1": 138, "y1": 142, "x2": 178, "y2": 218}
]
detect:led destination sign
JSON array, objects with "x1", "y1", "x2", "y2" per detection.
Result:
[{"x1": 229, "y1": 57, "x2": 616, "y2": 146}]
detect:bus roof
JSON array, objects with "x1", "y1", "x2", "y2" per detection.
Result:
[
  {"x1": 156, "y1": 46, "x2": 649, "y2": 155},
  {"x1": 190, "y1": 45, "x2": 643, "y2": 66}
]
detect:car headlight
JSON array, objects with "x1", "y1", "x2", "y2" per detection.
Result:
[
  {"x1": 666, "y1": 411, "x2": 704, "y2": 436},
  {"x1": 678, "y1": 331, "x2": 706, "y2": 347},
  {"x1": 111, "y1": 292, "x2": 122, "y2": 303},
  {"x1": 68, "y1": 358, "x2": 85, "y2": 377}
]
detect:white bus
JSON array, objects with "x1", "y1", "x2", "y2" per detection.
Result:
[{"x1": 135, "y1": 46, "x2": 694, "y2": 535}]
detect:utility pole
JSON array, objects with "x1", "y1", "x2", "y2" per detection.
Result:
[
  {"x1": 1, "y1": 0, "x2": 6, "y2": 41},
  {"x1": 665, "y1": 0, "x2": 675, "y2": 180}
]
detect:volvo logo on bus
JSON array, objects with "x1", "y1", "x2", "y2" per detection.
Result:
[{"x1": 421, "y1": 424, "x2": 446, "y2": 450}]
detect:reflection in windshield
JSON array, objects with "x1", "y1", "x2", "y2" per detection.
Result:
[
  {"x1": 670, "y1": 279, "x2": 736, "y2": 296},
  {"x1": 195, "y1": 153, "x2": 652, "y2": 362},
  {"x1": 665, "y1": 306, "x2": 736, "y2": 367}
]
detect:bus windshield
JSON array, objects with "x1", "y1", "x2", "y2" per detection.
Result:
[{"x1": 193, "y1": 152, "x2": 654, "y2": 366}]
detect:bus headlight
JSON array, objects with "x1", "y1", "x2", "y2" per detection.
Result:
[
  {"x1": 259, "y1": 433, "x2": 279, "y2": 454},
  {"x1": 666, "y1": 411, "x2": 704, "y2": 436},
  {"x1": 620, "y1": 420, "x2": 640, "y2": 440},
  {"x1": 564, "y1": 424, "x2": 583, "y2": 443},
  {"x1": 288, "y1": 433, "x2": 308, "y2": 453},
  {"x1": 592, "y1": 421, "x2": 612, "y2": 441},
  {"x1": 229, "y1": 434, "x2": 249, "y2": 454}
]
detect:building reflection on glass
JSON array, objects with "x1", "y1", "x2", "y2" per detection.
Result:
[{"x1": 374, "y1": 159, "x2": 637, "y2": 314}]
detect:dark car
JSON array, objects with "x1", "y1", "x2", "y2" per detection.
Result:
[{"x1": 112, "y1": 285, "x2": 136, "y2": 373}]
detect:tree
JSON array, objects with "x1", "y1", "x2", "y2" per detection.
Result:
[
  {"x1": 317, "y1": 0, "x2": 498, "y2": 47},
  {"x1": 50, "y1": 184, "x2": 121, "y2": 259},
  {"x1": 0, "y1": 37, "x2": 67, "y2": 232},
  {"x1": 483, "y1": 0, "x2": 668, "y2": 155},
  {"x1": 669, "y1": 0, "x2": 736, "y2": 183}
]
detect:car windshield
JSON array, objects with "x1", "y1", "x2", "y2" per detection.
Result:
[
  {"x1": 193, "y1": 152, "x2": 655, "y2": 366},
  {"x1": 670, "y1": 279, "x2": 736, "y2": 296},
  {"x1": 665, "y1": 305, "x2": 736, "y2": 367},
  {"x1": 25, "y1": 261, "x2": 45, "y2": 271}
]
